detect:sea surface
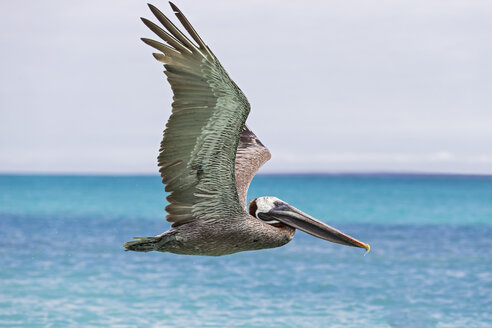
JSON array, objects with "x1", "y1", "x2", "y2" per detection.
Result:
[{"x1": 1, "y1": 174, "x2": 491, "y2": 327}]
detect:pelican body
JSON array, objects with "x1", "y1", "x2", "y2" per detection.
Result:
[
  {"x1": 124, "y1": 3, "x2": 370, "y2": 256},
  {"x1": 131, "y1": 211, "x2": 295, "y2": 256}
]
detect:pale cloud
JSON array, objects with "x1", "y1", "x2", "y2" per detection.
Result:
[
  {"x1": 465, "y1": 154, "x2": 492, "y2": 164},
  {"x1": 275, "y1": 151, "x2": 492, "y2": 165},
  {"x1": 269, "y1": 151, "x2": 492, "y2": 173}
]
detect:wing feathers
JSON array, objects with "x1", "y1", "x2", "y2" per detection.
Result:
[
  {"x1": 141, "y1": 18, "x2": 192, "y2": 54},
  {"x1": 142, "y1": 3, "x2": 251, "y2": 225},
  {"x1": 168, "y1": 2, "x2": 215, "y2": 59},
  {"x1": 147, "y1": 4, "x2": 203, "y2": 55},
  {"x1": 141, "y1": 38, "x2": 180, "y2": 56},
  {"x1": 235, "y1": 126, "x2": 271, "y2": 210}
]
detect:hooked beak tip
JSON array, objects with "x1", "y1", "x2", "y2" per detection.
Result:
[{"x1": 361, "y1": 243, "x2": 371, "y2": 256}]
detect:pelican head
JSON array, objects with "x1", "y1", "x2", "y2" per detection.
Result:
[{"x1": 249, "y1": 197, "x2": 370, "y2": 251}]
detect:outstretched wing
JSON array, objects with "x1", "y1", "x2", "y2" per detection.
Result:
[
  {"x1": 235, "y1": 126, "x2": 271, "y2": 211},
  {"x1": 142, "y1": 3, "x2": 249, "y2": 226}
]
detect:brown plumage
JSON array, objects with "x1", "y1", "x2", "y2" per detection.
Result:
[
  {"x1": 235, "y1": 126, "x2": 271, "y2": 211},
  {"x1": 123, "y1": 3, "x2": 369, "y2": 256}
]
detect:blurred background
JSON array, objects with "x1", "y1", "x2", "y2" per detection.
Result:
[
  {"x1": 1, "y1": 0, "x2": 491, "y2": 174},
  {"x1": 1, "y1": 1, "x2": 491, "y2": 327}
]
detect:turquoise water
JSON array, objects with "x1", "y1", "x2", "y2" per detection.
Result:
[{"x1": 1, "y1": 174, "x2": 491, "y2": 327}]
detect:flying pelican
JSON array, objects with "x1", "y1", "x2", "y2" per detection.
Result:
[{"x1": 124, "y1": 2, "x2": 370, "y2": 256}]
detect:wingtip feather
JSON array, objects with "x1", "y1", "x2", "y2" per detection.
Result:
[
  {"x1": 169, "y1": 2, "x2": 179, "y2": 12},
  {"x1": 140, "y1": 17, "x2": 151, "y2": 25},
  {"x1": 152, "y1": 52, "x2": 167, "y2": 63},
  {"x1": 148, "y1": 3, "x2": 164, "y2": 18}
]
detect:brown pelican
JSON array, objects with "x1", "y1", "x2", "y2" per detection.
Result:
[{"x1": 124, "y1": 2, "x2": 370, "y2": 256}]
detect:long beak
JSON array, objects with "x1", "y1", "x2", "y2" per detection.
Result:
[{"x1": 266, "y1": 205, "x2": 370, "y2": 251}]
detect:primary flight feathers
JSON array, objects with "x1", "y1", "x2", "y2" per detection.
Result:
[{"x1": 141, "y1": 2, "x2": 267, "y2": 226}]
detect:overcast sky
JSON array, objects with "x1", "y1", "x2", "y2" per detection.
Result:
[{"x1": 1, "y1": 0, "x2": 491, "y2": 174}]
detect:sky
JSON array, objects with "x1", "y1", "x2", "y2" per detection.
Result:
[{"x1": 1, "y1": 0, "x2": 491, "y2": 174}]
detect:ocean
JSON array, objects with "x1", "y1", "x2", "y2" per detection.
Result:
[{"x1": 0, "y1": 174, "x2": 491, "y2": 327}]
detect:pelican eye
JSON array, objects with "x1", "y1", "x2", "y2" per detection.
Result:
[{"x1": 250, "y1": 197, "x2": 282, "y2": 224}]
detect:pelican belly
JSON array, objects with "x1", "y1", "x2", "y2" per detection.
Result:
[{"x1": 155, "y1": 217, "x2": 295, "y2": 256}]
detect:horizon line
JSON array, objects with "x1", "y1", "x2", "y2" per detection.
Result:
[{"x1": 1, "y1": 171, "x2": 492, "y2": 178}]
